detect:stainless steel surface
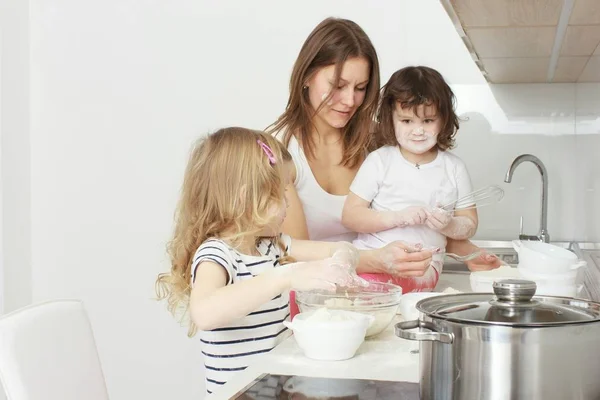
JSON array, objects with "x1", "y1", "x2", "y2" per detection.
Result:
[
  {"x1": 417, "y1": 290, "x2": 600, "y2": 326},
  {"x1": 582, "y1": 247, "x2": 600, "y2": 301},
  {"x1": 492, "y1": 279, "x2": 536, "y2": 302},
  {"x1": 442, "y1": 240, "x2": 575, "y2": 272},
  {"x1": 504, "y1": 154, "x2": 550, "y2": 243},
  {"x1": 441, "y1": 239, "x2": 600, "y2": 302},
  {"x1": 396, "y1": 292, "x2": 600, "y2": 400},
  {"x1": 440, "y1": 250, "x2": 482, "y2": 262},
  {"x1": 399, "y1": 318, "x2": 600, "y2": 400},
  {"x1": 395, "y1": 320, "x2": 454, "y2": 344}
]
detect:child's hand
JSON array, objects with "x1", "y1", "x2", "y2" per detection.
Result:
[
  {"x1": 466, "y1": 251, "x2": 503, "y2": 272},
  {"x1": 393, "y1": 206, "x2": 428, "y2": 227},
  {"x1": 425, "y1": 207, "x2": 452, "y2": 231},
  {"x1": 281, "y1": 259, "x2": 368, "y2": 292},
  {"x1": 330, "y1": 242, "x2": 360, "y2": 270}
]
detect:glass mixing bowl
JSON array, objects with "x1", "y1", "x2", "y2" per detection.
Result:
[{"x1": 294, "y1": 282, "x2": 403, "y2": 337}]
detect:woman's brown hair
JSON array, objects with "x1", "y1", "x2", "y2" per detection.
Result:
[
  {"x1": 376, "y1": 66, "x2": 459, "y2": 151},
  {"x1": 268, "y1": 17, "x2": 381, "y2": 168}
]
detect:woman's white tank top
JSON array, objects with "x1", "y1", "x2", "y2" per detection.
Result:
[{"x1": 287, "y1": 136, "x2": 357, "y2": 243}]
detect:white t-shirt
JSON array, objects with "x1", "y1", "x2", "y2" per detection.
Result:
[
  {"x1": 191, "y1": 235, "x2": 292, "y2": 396},
  {"x1": 286, "y1": 135, "x2": 357, "y2": 242},
  {"x1": 349, "y1": 146, "x2": 473, "y2": 258}
]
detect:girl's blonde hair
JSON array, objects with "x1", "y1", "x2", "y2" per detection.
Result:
[{"x1": 156, "y1": 127, "x2": 292, "y2": 335}]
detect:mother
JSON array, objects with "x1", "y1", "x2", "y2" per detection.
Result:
[{"x1": 269, "y1": 18, "x2": 501, "y2": 279}]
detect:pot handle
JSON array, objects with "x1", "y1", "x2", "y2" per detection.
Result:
[{"x1": 395, "y1": 320, "x2": 454, "y2": 344}]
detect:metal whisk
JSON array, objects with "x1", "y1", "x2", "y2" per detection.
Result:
[{"x1": 440, "y1": 185, "x2": 504, "y2": 212}]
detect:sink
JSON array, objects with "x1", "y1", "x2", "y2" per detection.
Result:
[
  {"x1": 442, "y1": 240, "x2": 578, "y2": 273},
  {"x1": 439, "y1": 240, "x2": 593, "y2": 300}
]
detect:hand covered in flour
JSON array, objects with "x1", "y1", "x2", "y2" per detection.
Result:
[
  {"x1": 390, "y1": 206, "x2": 429, "y2": 228},
  {"x1": 329, "y1": 243, "x2": 368, "y2": 288},
  {"x1": 280, "y1": 256, "x2": 368, "y2": 292},
  {"x1": 424, "y1": 207, "x2": 453, "y2": 231},
  {"x1": 375, "y1": 241, "x2": 433, "y2": 277}
]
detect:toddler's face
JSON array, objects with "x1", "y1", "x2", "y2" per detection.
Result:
[{"x1": 393, "y1": 103, "x2": 441, "y2": 155}]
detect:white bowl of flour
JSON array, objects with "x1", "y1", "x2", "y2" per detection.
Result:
[{"x1": 283, "y1": 308, "x2": 375, "y2": 361}]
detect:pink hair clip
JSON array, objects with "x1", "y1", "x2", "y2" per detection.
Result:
[{"x1": 257, "y1": 140, "x2": 277, "y2": 165}]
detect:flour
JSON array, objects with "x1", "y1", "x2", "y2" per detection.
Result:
[
  {"x1": 305, "y1": 307, "x2": 358, "y2": 322},
  {"x1": 324, "y1": 298, "x2": 354, "y2": 308}
]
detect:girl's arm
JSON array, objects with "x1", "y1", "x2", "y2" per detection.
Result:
[
  {"x1": 342, "y1": 192, "x2": 428, "y2": 233},
  {"x1": 189, "y1": 262, "x2": 289, "y2": 331},
  {"x1": 190, "y1": 257, "x2": 362, "y2": 330}
]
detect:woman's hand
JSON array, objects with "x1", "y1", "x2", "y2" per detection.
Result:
[{"x1": 364, "y1": 241, "x2": 433, "y2": 277}]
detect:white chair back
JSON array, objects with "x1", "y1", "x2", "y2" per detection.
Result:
[{"x1": 0, "y1": 300, "x2": 109, "y2": 400}]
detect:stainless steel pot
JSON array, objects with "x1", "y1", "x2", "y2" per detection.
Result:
[{"x1": 396, "y1": 279, "x2": 600, "y2": 400}]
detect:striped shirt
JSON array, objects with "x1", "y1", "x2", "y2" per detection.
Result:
[{"x1": 191, "y1": 235, "x2": 292, "y2": 396}]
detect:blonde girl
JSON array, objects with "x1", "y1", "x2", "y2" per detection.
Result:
[{"x1": 156, "y1": 127, "x2": 363, "y2": 396}]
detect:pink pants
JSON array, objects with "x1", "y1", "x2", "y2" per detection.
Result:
[{"x1": 289, "y1": 261, "x2": 441, "y2": 320}]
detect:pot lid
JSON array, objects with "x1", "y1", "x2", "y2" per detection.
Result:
[{"x1": 417, "y1": 279, "x2": 600, "y2": 327}]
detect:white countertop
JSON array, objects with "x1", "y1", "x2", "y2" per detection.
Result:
[
  {"x1": 205, "y1": 244, "x2": 600, "y2": 399},
  {"x1": 206, "y1": 274, "x2": 470, "y2": 400},
  {"x1": 206, "y1": 315, "x2": 420, "y2": 400}
]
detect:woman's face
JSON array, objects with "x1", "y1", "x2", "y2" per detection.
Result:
[{"x1": 306, "y1": 57, "x2": 370, "y2": 130}]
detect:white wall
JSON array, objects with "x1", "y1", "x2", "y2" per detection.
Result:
[
  {"x1": 453, "y1": 83, "x2": 600, "y2": 242},
  {"x1": 1, "y1": 2, "x2": 31, "y2": 398},
  {"x1": 25, "y1": 1, "x2": 482, "y2": 399},
  {"x1": 1, "y1": 0, "x2": 32, "y2": 314},
  {"x1": 0, "y1": 0, "x2": 595, "y2": 399}
]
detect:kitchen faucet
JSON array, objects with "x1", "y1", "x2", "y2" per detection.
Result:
[{"x1": 504, "y1": 154, "x2": 550, "y2": 243}]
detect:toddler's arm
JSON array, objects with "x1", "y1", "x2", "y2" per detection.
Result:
[
  {"x1": 431, "y1": 157, "x2": 478, "y2": 240},
  {"x1": 425, "y1": 207, "x2": 478, "y2": 240},
  {"x1": 342, "y1": 192, "x2": 427, "y2": 233}
]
